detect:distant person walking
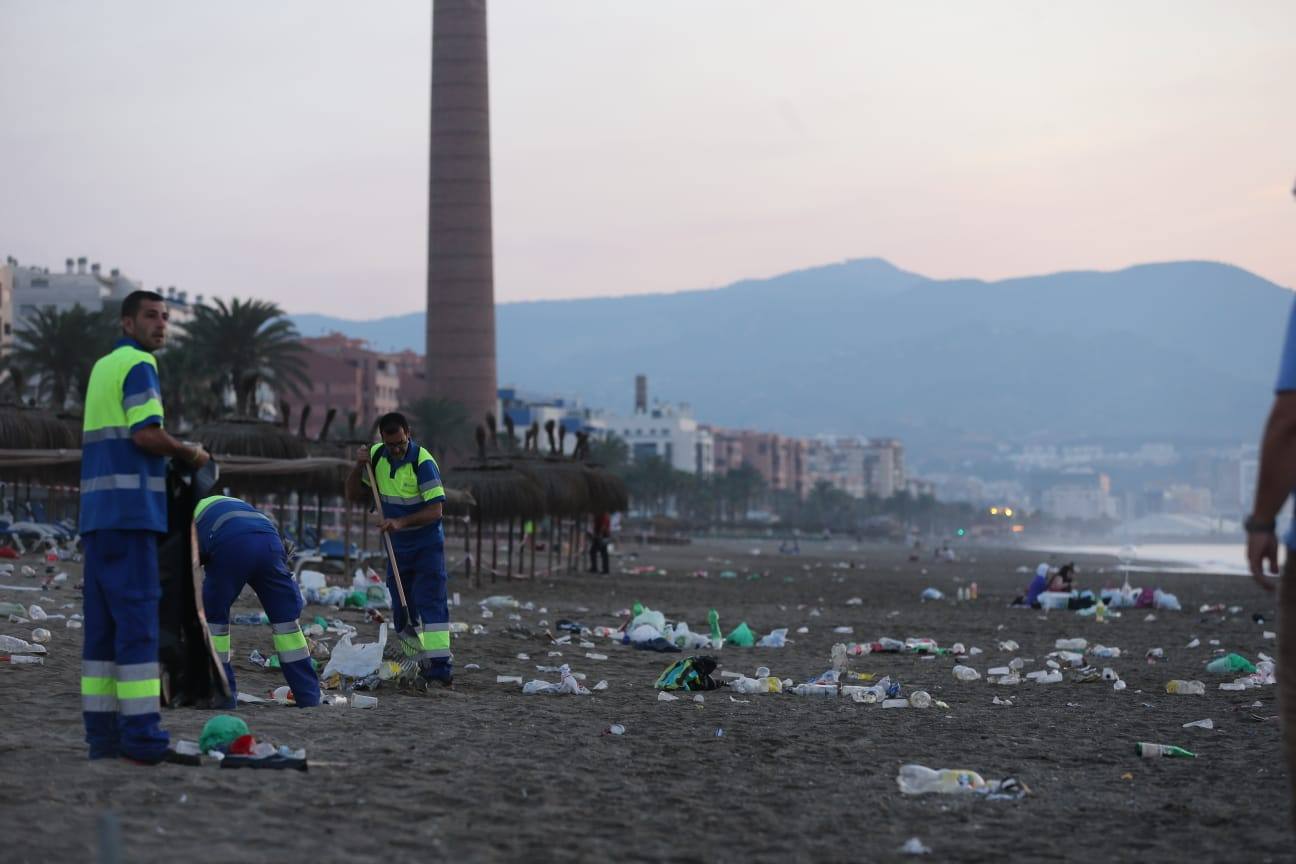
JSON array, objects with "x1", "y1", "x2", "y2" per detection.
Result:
[
  {"x1": 80, "y1": 290, "x2": 210, "y2": 763},
  {"x1": 1246, "y1": 179, "x2": 1296, "y2": 828}
]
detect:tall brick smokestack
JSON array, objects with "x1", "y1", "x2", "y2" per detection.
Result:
[{"x1": 426, "y1": 0, "x2": 496, "y2": 422}]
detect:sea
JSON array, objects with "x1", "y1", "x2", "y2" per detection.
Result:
[{"x1": 1028, "y1": 543, "x2": 1250, "y2": 576}]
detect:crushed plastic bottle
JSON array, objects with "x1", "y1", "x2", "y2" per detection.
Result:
[
  {"x1": 1089, "y1": 645, "x2": 1121, "y2": 658},
  {"x1": 1205, "y1": 654, "x2": 1255, "y2": 675},
  {"x1": 1182, "y1": 719, "x2": 1214, "y2": 730},
  {"x1": 1055, "y1": 638, "x2": 1088, "y2": 651},
  {"x1": 30, "y1": 628, "x2": 51, "y2": 644},
  {"x1": 0, "y1": 635, "x2": 46, "y2": 655},
  {"x1": 952, "y1": 666, "x2": 980, "y2": 681},
  {"x1": 896, "y1": 765, "x2": 986, "y2": 795},
  {"x1": 908, "y1": 690, "x2": 932, "y2": 708},
  {"x1": 1166, "y1": 679, "x2": 1206, "y2": 695},
  {"x1": 1135, "y1": 742, "x2": 1195, "y2": 759}
]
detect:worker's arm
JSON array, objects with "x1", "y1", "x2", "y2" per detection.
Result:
[
  {"x1": 380, "y1": 501, "x2": 444, "y2": 534},
  {"x1": 122, "y1": 361, "x2": 208, "y2": 466},
  {"x1": 132, "y1": 424, "x2": 209, "y2": 466},
  {"x1": 1247, "y1": 392, "x2": 1296, "y2": 589},
  {"x1": 345, "y1": 446, "x2": 372, "y2": 504}
]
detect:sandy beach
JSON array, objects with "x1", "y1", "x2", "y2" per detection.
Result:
[{"x1": 1, "y1": 538, "x2": 1292, "y2": 863}]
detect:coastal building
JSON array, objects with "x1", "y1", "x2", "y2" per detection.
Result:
[
  {"x1": 282, "y1": 332, "x2": 401, "y2": 438},
  {"x1": 498, "y1": 386, "x2": 607, "y2": 448},
  {"x1": 711, "y1": 428, "x2": 803, "y2": 496},
  {"x1": 604, "y1": 400, "x2": 713, "y2": 475},
  {"x1": 1040, "y1": 474, "x2": 1118, "y2": 521}
]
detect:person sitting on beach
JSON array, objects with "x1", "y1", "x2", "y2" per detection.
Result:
[{"x1": 1014, "y1": 562, "x2": 1075, "y2": 607}]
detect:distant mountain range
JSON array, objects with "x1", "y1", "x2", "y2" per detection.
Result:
[{"x1": 290, "y1": 258, "x2": 1293, "y2": 459}]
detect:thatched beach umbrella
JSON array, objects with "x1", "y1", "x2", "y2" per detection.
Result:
[
  {"x1": 192, "y1": 417, "x2": 308, "y2": 460},
  {"x1": 442, "y1": 424, "x2": 545, "y2": 587},
  {"x1": 0, "y1": 404, "x2": 79, "y2": 450}
]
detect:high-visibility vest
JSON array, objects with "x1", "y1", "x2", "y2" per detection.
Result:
[
  {"x1": 79, "y1": 339, "x2": 167, "y2": 533},
  {"x1": 364, "y1": 440, "x2": 446, "y2": 547},
  {"x1": 193, "y1": 495, "x2": 278, "y2": 559}
]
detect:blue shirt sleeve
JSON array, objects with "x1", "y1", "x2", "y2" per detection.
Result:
[
  {"x1": 122, "y1": 362, "x2": 164, "y2": 432},
  {"x1": 415, "y1": 450, "x2": 446, "y2": 503},
  {"x1": 1277, "y1": 298, "x2": 1296, "y2": 392}
]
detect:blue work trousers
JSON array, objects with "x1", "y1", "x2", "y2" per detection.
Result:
[
  {"x1": 387, "y1": 539, "x2": 452, "y2": 682},
  {"x1": 202, "y1": 533, "x2": 320, "y2": 707},
  {"x1": 81, "y1": 530, "x2": 169, "y2": 762}
]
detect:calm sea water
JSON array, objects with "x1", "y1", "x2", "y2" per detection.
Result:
[{"x1": 1029, "y1": 543, "x2": 1249, "y2": 575}]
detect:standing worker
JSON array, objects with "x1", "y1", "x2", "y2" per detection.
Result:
[
  {"x1": 80, "y1": 290, "x2": 210, "y2": 763},
  {"x1": 1247, "y1": 178, "x2": 1296, "y2": 831},
  {"x1": 196, "y1": 494, "x2": 320, "y2": 708},
  {"x1": 345, "y1": 412, "x2": 452, "y2": 686}
]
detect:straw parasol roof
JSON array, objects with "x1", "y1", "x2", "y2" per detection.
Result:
[
  {"x1": 0, "y1": 404, "x2": 79, "y2": 451},
  {"x1": 442, "y1": 426, "x2": 545, "y2": 522},
  {"x1": 192, "y1": 417, "x2": 308, "y2": 460}
]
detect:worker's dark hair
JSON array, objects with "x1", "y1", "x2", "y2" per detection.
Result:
[
  {"x1": 377, "y1": 412, "x2": 409, "y2": 435},
  {"x1": 121, "y1": 290, "x2": 166, "y2": 319}
]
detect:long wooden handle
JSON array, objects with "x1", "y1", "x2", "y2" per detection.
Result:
[
  {"x1": 365, "y1": 460, "x2": 411, "y2": 611},
  {"x1": 190, "y1": 520, "x2": 232, "y2": 699}
]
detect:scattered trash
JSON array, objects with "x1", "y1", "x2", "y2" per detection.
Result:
[
  {"x1": 1186, "y1": 638, "x2": 1200, "y2": 649},
  {"x1": 1055, "y1": 638, "x2": 1087, "y2": 651},
  {"x1": 1182, "y1": 719, "x2": 1214, "y2": 730},
  {"x1": 900, "y1": 838, "x2": 932, "y2": 855},
  {"x1": 1205, "y1": 654, "x2": 1255, "y2": 675},
  {"x1": 908, "y1": 691, "x2": 932, "y2": 708},
  {"x1": 896, "y1": 765, "x2": 1029, "y2": 799},
  {"x1": 952, "y1": 666, "x2": 981, "y2": 681},
  {"x1": 320, "y1": 625, "x2": 387, "y2": 680},
  {"x1": 523, "y1": 664, "x2": 590, "y2": 695},
  {"x1": 920, "y1": 588, "x2": 944, "y2": 601},
  {"x1": 992, "y1": 696, "x2": 1013, "y2": 706},
  {"x1": 0, "y1": 634, "x2": 46, "y2": 655},
  {"x1": 1166, "y1": 680, "x2": 1206, "y2": 695},
  {"x1": 30, "y1": 628, "x2": 51, "y2": 644},
  {"x1": 350, "y1": 694, "x2": 377, "y2": 709},
  {"x1": 658, "y1": 691, "x2": 679, "y2": 702},
  {"x1": 604, "y1": 724, "x2": 626, "y2": 736},
  {"x1": 1135, "y1": 742, "x2": 1196, "y2": 759}
]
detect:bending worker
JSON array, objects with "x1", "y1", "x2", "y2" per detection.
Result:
[
  {"x1": 196, "y1": 494, "x2": 320, "y2": 708},
  {"x1": 345, "y1": 411, "x2": 452, "y2": 686},
  {"x1": 80, "y1": 290, "x2": 210, "y2": 763}
]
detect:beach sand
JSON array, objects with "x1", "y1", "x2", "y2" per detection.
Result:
[{"x1": 0, "y1": 539, "x2": 1292, "y2": 863}]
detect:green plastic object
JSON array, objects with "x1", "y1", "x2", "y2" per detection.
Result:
[
  {"x1": 313, "y1": 615, "x2": 328, "y2": 629},
  {"x1": 345, "y1": 590, "x2": 367, "y2": 609},
  {"x1": 199, "y1": 715, "x2": 250, "y2": 754},
  {"x1": 707, "y1": 609, "x2": 722, "y2": 641},
  {"x1": 1205, "y1": 653, "x2": 1255, "y2": 675},
  {"x1": 632, "y1": 601, "x2": 645, "y2": 618},
  {"x1": 268, "y1": 655, "x2": 281, "y2": 669},
  {"x1": 726, "y1": 621, "x2": 756, "y2": 647}
]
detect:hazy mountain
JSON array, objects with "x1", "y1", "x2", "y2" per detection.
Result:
[{"x1": 290, "y1": 258, "x2": 1293, "y2": 455}]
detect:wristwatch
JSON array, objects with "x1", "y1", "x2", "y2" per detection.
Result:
[{"x1": 1244, "y1": 515, "x2": 1276, "y2": 534}]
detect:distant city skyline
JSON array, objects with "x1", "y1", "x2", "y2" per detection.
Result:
[{"x1": 2, "y1": 1, "x2": 1293, "y2": 318}]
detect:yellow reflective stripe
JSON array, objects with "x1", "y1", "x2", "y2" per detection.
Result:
[
  {"x1": 81, "y1": 676, "x2": 115, "y2": 696},
  {"x1": 419, "y1": 630, "x2": 451, "y2": 651},
  {"x1": 421, "y1": 485, "x2": 445, "y2": 502},
  {"x1": 273, "y1": 630, "x2": 308, "y2": 653},
  {"x1": 194, "y1": 495, "x2": 238, "y2": 520},
  {"x1": 210, "y1": 633, "x2": 231, "y2": 653},
  {"x1": 125, "y1": 397, "x2": 164, "y2": 428},
  {"x1": 116, "y1": 678, "x2": 161, "y2": 700}
]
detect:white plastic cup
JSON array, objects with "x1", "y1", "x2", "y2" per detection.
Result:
[{"x1": 350, "y1": 694, "x2": 378, "y2": 709}]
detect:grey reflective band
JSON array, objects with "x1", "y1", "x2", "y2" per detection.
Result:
[
  {"x1": 82, "y1": 695, "x2": 118, "y2": 712},
  {"x1": 277, "y1": 646, "x2": 310, "y2": 663},
  {"x1": 418, "y1": 480, "x2": 442, "y2": 493},
  {"x1": 118, "y1": 697, "x2": 159, "y2": 716},
  {"x1": 380, "y1": 493, "x2": 425, "y2": 506},
  {"x1": 419, "y1": 649, "x2": 453, "y2": 659},
  {"x1": 271, "y1": 621, "x2": 300, "y2": 634},
  {"x1": 82, "y1": 659, "x2": 116, "y2": 676},
  {"x1": 116, "y1": 662, "x2": 159, "y2": 681},
  {"x1": 82, "y1": 474, "x2": 166, "y2": 493},
  {"x1": 207, "y1": 623, "x2": 230, "y2": 636},
  {"x1": 82, "y1": 426, "x2": 132, "y2": 444},
  {"x1": 122, "y1": 388, "x2": 161, "y2": 410},
  {"x1": 207, "y1": 509, "x2": 276, "y2": 537},
  {"x1": 419, "y1": 623, "x2": 450, "y2": 633}
]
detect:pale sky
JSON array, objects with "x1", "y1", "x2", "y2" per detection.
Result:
[{"x1": 2, "y1": 1, "x2": 1293, "y2": 318}]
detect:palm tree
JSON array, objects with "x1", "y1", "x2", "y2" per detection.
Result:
[
  {"x1": 178, "y1": 298, "x2": 309, "y2": 416},
  {"x1": 403, "y1": 397, "x2": 472, "y2": 461},
  {"x1": 157, "y1": 339, "x2": 223, "y2": 430},
  {"x1": 10, "y1": 305, "x2": 116, "y2": 409}
]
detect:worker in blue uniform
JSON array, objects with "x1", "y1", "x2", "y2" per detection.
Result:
[
  {"x1": 195, "y1": 494, "x2": 320, "y2": 708},
  {"x1": 345, "y1": 411, "x2": 452, "y2": 686},
  {"x1": 80, "y1": 290, "x2": 211, "y2": 763}
]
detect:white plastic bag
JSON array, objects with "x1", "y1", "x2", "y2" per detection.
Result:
[{"x1": 320, "y1": 624, "x2": 387, "y2": 678}]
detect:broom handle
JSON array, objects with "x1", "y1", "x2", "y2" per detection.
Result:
[{"x1": 365, "y1": 460, "x2": 412, "y2": 612}]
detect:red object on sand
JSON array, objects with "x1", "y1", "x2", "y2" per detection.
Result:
[
  {"x1": 228, "y1": 734, "x2": 257, "y2": 755},
  {"x1": 0, "y1": 547, "x2": 19, "y2": 559}
]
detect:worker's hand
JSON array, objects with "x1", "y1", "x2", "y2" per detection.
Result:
[
  {"x1": 356, "y1": 446, "x2": 371, "y2": 467},
  {"x1": 1248, "y1": 530, "x2": 1280, "y2": 592},
  {"x1": 187, "y1": 444, "x2": 211, "y2": 469},
  {"x1": 379, "y1": 518, "x2": 404, "y2": 534}
]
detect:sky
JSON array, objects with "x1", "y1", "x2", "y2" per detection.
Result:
[{"x1": 2, "y1": 1, "x2": 1293, "y2": 318}]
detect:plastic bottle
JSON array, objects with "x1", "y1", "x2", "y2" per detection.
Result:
[
  {"x1": 1090, "y1": 645, "x2": 1121, "y2": 658},
  {"x1": 0, "y1": 654, "x2": 44, "y2": 665},
  {"x1": 896, "y1": 764, "x2": 987, "y2": 795},
  {"x1": 969, "y1": 581, "x2": 978, "y2": 601},
  {"x1": 707, "y1": 609, "x2": 723, "y2": 650},
  {"x1": 1135, "y1": 742, "x2": 1196, "y2": 759},
  {"x1": 0, "y1": 635, "x2": 45, "y2": 654},
  {"x1": 1055, "y1": 638, "x2": 1088, "y2": 651},
  {"x1": 1094, "y1": 600, "x2": 1107, "y2": 623},
  {"x1": 30, "y1": 628, "x2": 51, "y2": 644},
  {"x1": 790, "y1": 683, "x2": 838, "y2": 697},
  {"x1": 1204, "y1": 654, "x2": 1256, "y2": 675},
  {"x1": 882, "y1": 698, "x2": 910, "y2": 709},
  {"x1": 952, "y1": 666, "x2": 980, "y2": 681},
  {"x1": 909, "y1": 690, "x2": 932, "y2": 708},
  {"x1": 1166, "y1": 679, "x2": 1206, "y2": 695},
  {"x1": 1034, "y1": 670, "x2": 1063, "y2": 684}
]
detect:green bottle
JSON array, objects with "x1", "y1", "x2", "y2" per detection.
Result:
[
  {"x1": 707, "y1": 609, "x2": 722, "y2": 645},
  {"x1": 632, "y1": 601, "x2": 645, "y2": 619},
  {"x1": 1135, "y1": 742, "x2": 1196, "y2": 759}
]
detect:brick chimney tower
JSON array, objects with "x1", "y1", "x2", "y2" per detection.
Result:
[{"x1": 426, "y1": 0, "x2": 496, "y2": 423}]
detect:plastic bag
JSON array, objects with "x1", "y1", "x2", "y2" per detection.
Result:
[
  {"x1": 757, "y1": 628, "x2": 788, "y2": 648},
  {"x1": 320, "y1": 624, "x2": 387, "y2": 679}
]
